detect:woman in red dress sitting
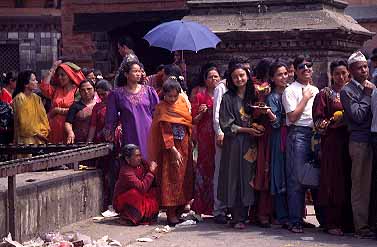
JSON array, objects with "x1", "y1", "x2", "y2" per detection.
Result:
[{"x1": 113, "y1": 144, "x2": 159, "y2": 225}]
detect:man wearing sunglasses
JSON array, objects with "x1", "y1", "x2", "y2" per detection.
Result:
[
  {"x1": 340, "y1": 51, "x2": 376, "y2": 239},
  {"x1": 282, "y1": 55, "x2": 319, "y2": 233}
]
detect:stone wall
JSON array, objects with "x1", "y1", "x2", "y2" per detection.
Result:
[
  {"x1": 0, "y1": 170, "x2": 103, "y2": 242},
  {"x1": 0, "y1": 31, "x2": 60, "y2": 78},
  {"x1": 185, "y1": 32, "x2": 366, "y2": 89}
]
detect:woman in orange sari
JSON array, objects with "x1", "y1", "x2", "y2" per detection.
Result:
[
  {"x1": 149, "y1": 77, "x2": 193, "y2": 226},
  {"x1": 40, "y1": 60, "x2": 86, "y2": 143}
]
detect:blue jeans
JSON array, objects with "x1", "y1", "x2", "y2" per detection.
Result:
[{"x1": 286, "y1": 126, "x2": 313, "y2": 225}]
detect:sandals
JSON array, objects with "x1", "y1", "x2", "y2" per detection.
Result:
[
  {"x1": 233, "y1": 222, "x2": 246, "y2": 229},
  {"x1": 326, "y1": 228, "x2": 344, "y2": 236},
  {"x1": 289, "y1": 223, "x2": 304, "y2": 233}
]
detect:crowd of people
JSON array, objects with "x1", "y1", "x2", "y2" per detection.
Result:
[{"x1": 1, "y1": 35, "x2": 377, "y2": 240}]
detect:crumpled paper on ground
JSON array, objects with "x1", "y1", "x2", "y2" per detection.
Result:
[
  {"x1": 2, "y1": 232, "x2": 121, "y2": 247},
  {"x1": 135, "y1": 238, "x2": 153, "y2": 243},
  {"x1": 154, "y1": 225, "x2": 171, "y2": 233},
  {"x1": 175, "y1": 220, "x2": 197, "y2": 227}
]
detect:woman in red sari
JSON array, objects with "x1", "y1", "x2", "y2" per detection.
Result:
[
  {"x1": 40, "y1": 60, "x2": 86, "y2": 143},
  {"x1": 113, "y1": 144, "x2": 159, "y2": 225},
  {"x1": 191, "y1": 64, "x2": 221, "y2": 215},
  {"x1": 148, "y1": 78, "x2": 193, "y2": 226},
  {"x1": 87, "y1": 80, "x2": 113, "y2": 143},
  {"x1": 312, "y1": 60, "x2": 353, "y2": 235}
]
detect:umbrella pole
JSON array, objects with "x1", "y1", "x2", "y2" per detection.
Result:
[{"x1": 181, "y1": 50, "x2": 187, "y2": 90}]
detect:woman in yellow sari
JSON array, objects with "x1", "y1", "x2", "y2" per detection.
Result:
[
  {"x1": 12, "y1": 70, "x2": 50, "y2": 144},
  {"x1": 148, "y1": 77, "x2": 193, "y2": 226}
]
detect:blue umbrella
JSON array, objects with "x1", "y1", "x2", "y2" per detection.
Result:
[{"x1": 143, "y1": 20, "x2": 221, "y2": 53}]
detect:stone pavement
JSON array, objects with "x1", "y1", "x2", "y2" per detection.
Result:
[{"x1": 60, "y1": 211, "x2": 376, "y2": 247}]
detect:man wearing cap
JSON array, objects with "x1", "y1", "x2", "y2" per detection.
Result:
[{"x1": 340, "y1": 51, "x2": 376, "y2": 238}]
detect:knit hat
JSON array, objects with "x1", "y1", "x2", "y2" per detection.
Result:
[{"x1": 348, "y1": 51, "x2": 367, "y2": 65}]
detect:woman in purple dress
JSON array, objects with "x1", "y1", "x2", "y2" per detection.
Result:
[{"x1": 104, "y1": 61, "x2": 159, "y2": 157}]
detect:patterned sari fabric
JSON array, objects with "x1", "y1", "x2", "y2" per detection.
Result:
[{"x1": 313, "y1": 86, "x2": 353, "y2": 230}]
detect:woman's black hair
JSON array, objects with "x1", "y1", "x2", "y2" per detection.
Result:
[
  {"x1": 4, "y1": 71, "x2": 18, "y2": 86},
  {"x1": 155, "y1": 64, "x2": 165, "y2": 73},
  {"x1": 269, "y1": 60, "x2": 288, "y2": 88},
  {"x1": 82, "y1": 67, "x2": 94, "y2": 77},
  {"x1": 13, "y1": 70, "x2": 36, "y2": 98},
  {"x1": 94, "y1": 69, "x2": 103, "y2": 77},
  {"x1": 79, "y1": 79, "x2": 95, "y2": 89},
  {"x1": 329, "y1": 60, "x2": 349, "y2": 85},
  {"x1": 121, "y1": 144, "x2": 140, "y2": 159},
  {"x1": 95, "y1": 79, "x2": 112, "y2": 92},
  {"x1": 330, "y1": 60, "x2": 348, "y2": 75},
  {"x1": 162, "y1": 77, "x2": 182, "y2": 94},
  {"x1": 118, "y1": 36, "x2": 135, "y2": 50},
  {"x1": 163, "y1": 64, "x2": 187, "y2": 92},
  {"x1": 117, "y1": 61, "x2": 143, "y2": 86},
  {"x1": 200, "y1": 63, "x2": 220, "y2": 87},
  {"x1": 226, "y1": 64, "x2": 256, "y2": 115},
  {"x1": 255, "y1": 58, "x2": 273, "y2": 81}
]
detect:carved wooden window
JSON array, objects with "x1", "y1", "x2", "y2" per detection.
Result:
[{"x1": 0, "y1": 44, "x2": 20, "y2": 74}]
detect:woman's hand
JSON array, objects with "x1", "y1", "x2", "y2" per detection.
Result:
[
  {"x1": 66, "y1": 132, "x2": 75, "y2": 144},
  {"x1": 216, "y1": 134, "x2": 224, "y2": 147},
  {"x1": 248, "y1": 123, "x2": 265, "y2": 137},
  {"x1": 171, "y1": 146, "x2": 183, "y2": 166},
  {"x1": 149, "y1": 161, "x2": 158, "y2": 174},
  {"x1": 198, "y1": 104, "x2": 208, "y2": 114},
  {"x1": 51, "y1": 60, "x2": 62, "y2": 72}
]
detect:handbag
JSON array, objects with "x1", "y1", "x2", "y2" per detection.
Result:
[{"x1": 297, "y1": 159, "x2": 320, "y2": 188}]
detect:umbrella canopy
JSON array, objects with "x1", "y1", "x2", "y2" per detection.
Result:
[{"x1": 143, "y1": 20, "x2": 221, "y2": 52}]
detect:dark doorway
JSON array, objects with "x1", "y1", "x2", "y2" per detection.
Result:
[{"x1": 109, "y1": 21, "x2": 174, "y2": 75}]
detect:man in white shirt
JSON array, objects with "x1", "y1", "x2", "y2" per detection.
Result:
[{"x1": 282, "y1": 55, "x2": 319, "y2": 233}]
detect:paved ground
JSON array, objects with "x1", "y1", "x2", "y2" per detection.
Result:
[{"x1": 59, "y1": 209, "x2": 376, "y2": 247}]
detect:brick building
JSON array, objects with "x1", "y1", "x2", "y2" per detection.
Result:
[
  {"x1": 61, "y1": 0, "x2": 187, "y2": 75},
  {"x1": 0, "y1": 0, "x2": 187, "y2": 78}
]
